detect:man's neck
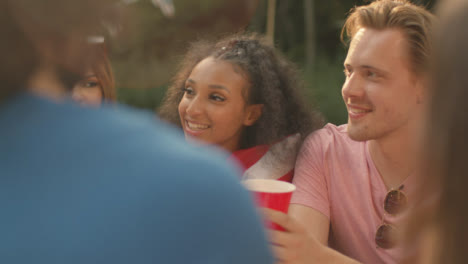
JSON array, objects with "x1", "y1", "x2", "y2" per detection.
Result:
[{"x1": 368, "y1": 125, "x2": 419, "y2": 190}]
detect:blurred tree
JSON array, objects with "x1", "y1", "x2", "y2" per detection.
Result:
[
  {"x1": 112, "y1": 0, "x2": 437, "y2": 124},
  {"x1": 304, "y1": 0, "x2": 315, "y2": 72},
  {"x1": 266, "y1": 0, "x2": 276, "y2": 44},
  {"x1": 112, "y1": 0, "x2": 260, "y2": 89},
  {"x1": 110, "y1": 0, "x2": 260, "y2": 110}
]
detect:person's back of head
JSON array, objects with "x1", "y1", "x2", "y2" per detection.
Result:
[
  {"x1": 0, "y1": 0, "x2": 37, "y2": 100},
  {"x1": 0, "y1": 2, "x2": 274, "y2": 263},
  {"x1": 342, "y1": 0, "x2": 435, "y2": 77},
  {"x1": 0, "y1": 0, "x2": 117, "y2": 102}
]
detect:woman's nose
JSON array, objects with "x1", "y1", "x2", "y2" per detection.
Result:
[
  {"x1": 71, "y1": 88, "x2": 84, "y2": 102},
  {"x1": 185, "y1": 96, "x2": 204, "y2": 116}
]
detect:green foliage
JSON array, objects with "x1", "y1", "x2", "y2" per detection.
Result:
[
  {"x1": 117, "y1": 85, "x2": 167, "y2": 111},
  {"x1": 114, "y1": 0, "x2": 436, "y2": 125},
  {"x1": 111, "y1": 0, "x2": 249, "y2": 89},
  {"x1": 305, "y1": 55, "x2": 348, "y2": 125}
]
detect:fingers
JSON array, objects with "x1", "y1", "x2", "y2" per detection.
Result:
[
  {"x1": 262, "y1": 208, "x2": 304, "y2": 233},
  {"x1": 270, "y1": 238, "x2": 303, "y2": 264},
  {"x1": 271, "y1": 244, "x2": 295, "y2": 263},
  {"x1": 261, "y1": 208, "x2": 291, "y2": 231},
  {"x1": 261, "y1": 208, "x2": 312, "y2": 264},
  {"x1": 265, "y1": 217, "x2": 303, "y2": 264},
  {"x1": 268, "y1": 228, "x2": 293, "y2": 246}
]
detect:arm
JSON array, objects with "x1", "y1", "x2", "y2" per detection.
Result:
[
  {"x1": 289, "y1": 204, "x2": 329, "y2": 245},
  {"x1": 263, "y1": 128, "x2": 360, "y2": 263},
  {"x1": 264, "y1": 206, "x2": 360, "y2": 264}
]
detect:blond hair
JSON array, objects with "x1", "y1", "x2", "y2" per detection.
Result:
[{"x1": 342, "y1": 0, "x2": 435, "y2": 76}]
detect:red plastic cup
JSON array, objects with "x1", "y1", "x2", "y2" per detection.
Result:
[{"x1": 242, "y1": 179, "x2": 296, "y2": 230}]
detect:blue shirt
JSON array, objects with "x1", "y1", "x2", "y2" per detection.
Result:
[{"x1": 0, "y1": 94, "x2": 273, "y2": 264}]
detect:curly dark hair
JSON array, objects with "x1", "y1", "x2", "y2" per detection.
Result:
[{"x1": 158, "y1": 33, "x2": 323, "y2": 150}]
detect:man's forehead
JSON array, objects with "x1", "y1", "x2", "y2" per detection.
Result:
[{"x1": 345, "y1": 28, "x2": 410, "y2": 70}]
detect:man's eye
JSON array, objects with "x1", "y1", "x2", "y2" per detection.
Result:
[
  {"x1": 344, "y1": 68, "x2": 352, "y2": 77},
  {"x1": 367, "y1": 71, "x2": 378, "y2": 78}
]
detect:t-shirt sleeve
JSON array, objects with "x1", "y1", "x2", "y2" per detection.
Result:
[{"x1": 291, "y1": 129, "x2": 331, "y2": 219}]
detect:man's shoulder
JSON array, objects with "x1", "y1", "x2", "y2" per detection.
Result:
[
  {"x1": 304, "y1": 123, "x2": 351, "y2": 145},
  {"x1": 301, "y1": 123, "x2": 366, "y2": 155},
  {"x1": 321, "y1": 123, "x2": 349, "y2": 137}
]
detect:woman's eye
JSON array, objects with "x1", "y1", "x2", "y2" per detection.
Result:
[
  {"x1": 210, "y1": 94, "x2": 225, "y2": 102},
  {"x1": 183, "y1": 87, "x2": 195, "y2": 95},
  {"x1": 78, "y1": 77, "x2": 100, "y2": 88},
  {"x1": 84, "y1": 81, "x2": 99, "y2": 88}
]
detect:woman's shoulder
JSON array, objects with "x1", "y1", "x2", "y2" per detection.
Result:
[{"x1": 232, "y1": 134, "x2": 301, "y2": 182}]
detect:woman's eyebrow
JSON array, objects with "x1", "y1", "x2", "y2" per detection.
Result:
[
  {"x1": 83, "y1": 74, "x2": 98, "y2": 79},
  {"x1": 208, "y1": 84, "x2": 230, "y2": 93}
]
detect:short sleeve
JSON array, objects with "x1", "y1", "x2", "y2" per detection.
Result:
[{"x1": 291, "y1": 129, "x2": 331, "y2": 219}]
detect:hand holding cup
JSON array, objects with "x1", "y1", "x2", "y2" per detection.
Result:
[{"x1": 242, "y1": 179, "x2": 296, "y2": 230}]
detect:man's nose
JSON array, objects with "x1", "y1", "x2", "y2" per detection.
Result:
[{"x1": 342, "y1": 73, "x2": 365, "y2": 100}]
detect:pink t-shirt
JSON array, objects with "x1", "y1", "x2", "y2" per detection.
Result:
[{"x1": 291, "y1": 124, "x2": 415, "y2": 264}]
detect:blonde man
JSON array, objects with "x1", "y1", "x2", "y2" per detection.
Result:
[{"x1": 264, "y1": 1, "x2": 435, "y2": 263}]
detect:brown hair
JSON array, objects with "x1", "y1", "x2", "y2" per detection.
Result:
[
  {"x1": 404, "y1": 1, "x2": 468, "y2": 263},
  {"x1": 87, "y1": 43, "x2": 116, "y2": 102},
  {"x1": 158, "y1": 33, "x2": 323, "y2": 150},
  {"x1": 0, "y1": 1, "x2": 38, "y2": 102},
  {"x1": 341, "y1": 0, "x2": 435, "y2": 76},
  {"x1": 0, "y1": 0, "x2": 118, "y2": 103}
]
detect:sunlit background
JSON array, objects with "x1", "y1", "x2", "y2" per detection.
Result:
[{"x1": 109, "y1": 0, "x2": 436, "y2": 125}]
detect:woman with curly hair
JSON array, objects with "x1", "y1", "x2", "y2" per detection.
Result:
[{"x1": 159, "y1": 33, "x2": 323, "y2": 182}]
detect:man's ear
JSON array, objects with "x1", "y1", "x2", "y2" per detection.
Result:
[{"x1": 243, "y1": 104, "x2": 263, "y2": 126}]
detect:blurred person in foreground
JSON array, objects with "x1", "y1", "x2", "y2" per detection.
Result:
[
  {"x1": 71, "y1": 36, "x2": 116, "y2": 106},
  {"x1": 403, "y1": 0, "x2": 468, "y2": 263},
  {"x1": 0, "y1": 0, "x2": 273, "y2": 263},
  {"x1": 159, "y1": 33, "x2": 323, "y2": 183},
  {"x1": 263, "y1": 0, "x2": 435, "y2": 263}
]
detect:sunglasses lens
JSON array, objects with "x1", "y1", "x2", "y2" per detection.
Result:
[
  {"x1": 375, "y1": 224, "x2": 397, "y2": 249},
  {"x1": 384, "y1": 189, "x2": 407, "y2": 214}
]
